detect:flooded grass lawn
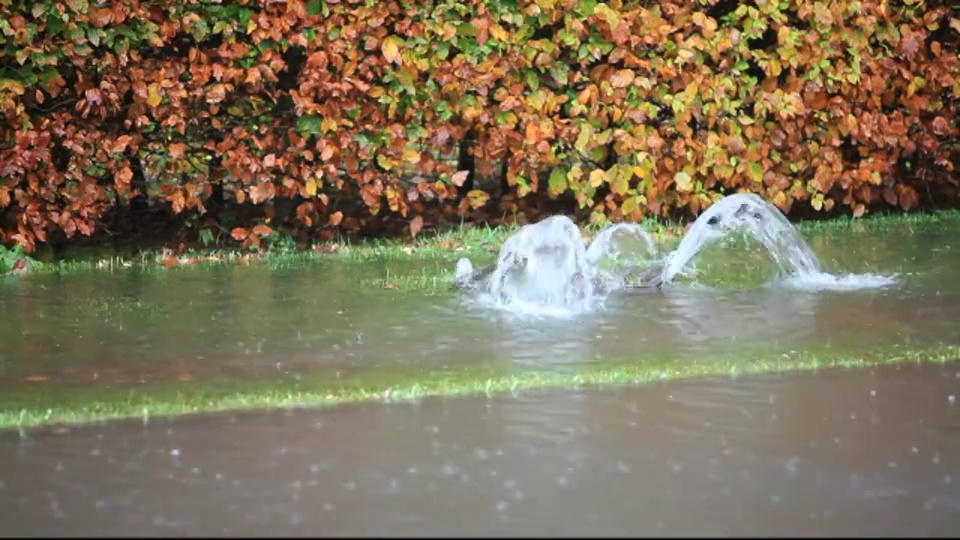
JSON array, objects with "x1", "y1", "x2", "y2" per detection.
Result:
[
  {"x1": 1, "y1": 212, "x2": 959, "y2": 429},
  {"x1": 2, "y1": 362, "x2": 958, "y2": 536}
]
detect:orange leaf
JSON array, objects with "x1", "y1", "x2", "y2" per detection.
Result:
[
  {"x1": 609, "y1": 69, "x2": 634, "y2": 88},
  {"x1": 897, "y1": 185, "x2": 919, "y2": 210},
  {"x1": 409, "y1": 215, "x2": 423, "y2": 238},
  {"x1": 381, "y1": 36, "x2": 402, "y2": 64},
  {"x1": 116, "y1": 166, "x2": 133, "y2": 184},
  {"x1": 169, "y1": 143, "x2": 186, "y2": 158},
  {"x1": 328, "y1": 211, "x2": 343, "y2": 226},
  {"x1": 162, "y1": 256, "x2": 179, "y2": 268},
  {"x1": 231, "y1": 227, "x2": 249, "y2": 240},
  {"x1": 251, "y1": 225, "x2": 272, "y2": 238}
]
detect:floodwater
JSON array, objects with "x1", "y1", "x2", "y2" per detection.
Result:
[
  {"x1": 0, "y1": 218, "x2": 958, "y2": 388},
  {"x1": 1, "y1": 217, "x2": 960, "y2": 535},
  {"x1": 1, "y1": 362, "x2": 958, "y2": 536}
]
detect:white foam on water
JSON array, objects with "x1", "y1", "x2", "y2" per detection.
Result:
[{"x1": 777, "y1": 271, "x2": 898, "y2": 291}]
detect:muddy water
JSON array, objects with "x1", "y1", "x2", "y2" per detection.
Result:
[
  {"x1": 1, "y1": 362, "x2": 958, "y2": 536},
  {"x1": 1, "y1": 219, "x2": 959, "y2": 390}
]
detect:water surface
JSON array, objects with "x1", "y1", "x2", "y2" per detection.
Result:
[
  {"x1": 1, "y1": 218, "x2": 958, "y2": 393},
  {"x1": 1, "y1": 362, "x2": 957, "y2": 536}
]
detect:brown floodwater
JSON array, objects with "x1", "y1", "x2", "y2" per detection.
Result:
[{"x1": 1, "y1": 362, "x2": 958, "y2": 536}]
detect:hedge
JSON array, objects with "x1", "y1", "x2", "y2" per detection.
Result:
[{"x1": 1, "y1": 0, "x2": 958, "y2": 251}]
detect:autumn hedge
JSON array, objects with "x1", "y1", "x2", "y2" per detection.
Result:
[{"x1": 1, "y1": 0, "x2": 958, "y2": 251}]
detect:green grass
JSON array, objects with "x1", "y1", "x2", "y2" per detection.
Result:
[
  {"x1": 2, "y1": 344, "x2": 958, "y2": 431},
  {"x1": 9, "y1": 209, "x2": 959, "y2": 279}
]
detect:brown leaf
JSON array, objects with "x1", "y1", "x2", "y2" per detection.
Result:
[
  {"x1": 231, "y1": 227, "x2": 249, "y2": 240},
  {"x1": 409, "y1": 215, "x2": 423, "y2": 238},
  {"x1": 248, "y1": 183, "x2": 275, "y2": 204},
  {"x1": 882, "y1": 187, "x2": 898, "y2": 207},
  {"x1": 116, "y1": 166, "x2": 133, "y2": 184},
  {"x1": 169, "y1": 143, "x2": 186, "y2": 158},
  {"x1": 609, "y1": 69, "x2": 634, "y2": 88},
  {"x1": 897, "y1": 185, "x2": 919, "y2": 210},
  {"x1": 252, "y1": 225, "x2": 273, "y2": 238},
  {"x1": 328, "y1": 211, "x2": 343, "y2": 226}
]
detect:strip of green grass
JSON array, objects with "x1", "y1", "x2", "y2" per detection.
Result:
[
  {"x1": 11, "y1": 209, "x2": 960, "y2": 278},
  {"x1": 3, "y1": 344, "x2": 957, "y2": 431}
]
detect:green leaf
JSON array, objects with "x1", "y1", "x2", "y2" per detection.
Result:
[
  {"x1": 548, "y1": 168, "x2": 568, "y2": 195},
  {"x1": 748, "y1": 162, "x2": 764, "y2": 183},
  {"x1": 296, "y1": 115, "x2": 322, "y2": 136},
  {"x1": 576, "y1": 0, "x2": 598, "y2": 17}
]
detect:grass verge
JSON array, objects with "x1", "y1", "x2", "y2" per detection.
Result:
[{"x1": 2, "y1": 344, "x2": 957, "y2": 431}]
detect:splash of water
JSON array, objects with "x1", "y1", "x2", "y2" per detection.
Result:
[
  {"x1": 485, "y1": 215, "x2": 595, "y2": 312},
  {"x1": 658, "y1": 193, "x2": 896, "y2": 290},
  {"x1": 455, "y1": 192, "x2": 895, "y2": 314},
  {"x1": 455, "y1": 216, "x2": 662, "y2": 315},
  {"x1": 660, "y1": 193, "x2": 820, "y2": 284},
  {"x1": 585, "y1": 223, "x2": 659, "y2": 290}
]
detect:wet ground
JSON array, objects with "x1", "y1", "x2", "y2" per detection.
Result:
[{"x1": 2, "y1": 362, "x2": 958, "y2": 536}]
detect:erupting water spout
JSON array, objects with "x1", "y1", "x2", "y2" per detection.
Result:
[{"x1": 455, "y1": 192, "x2": 895, "y2": 314}]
